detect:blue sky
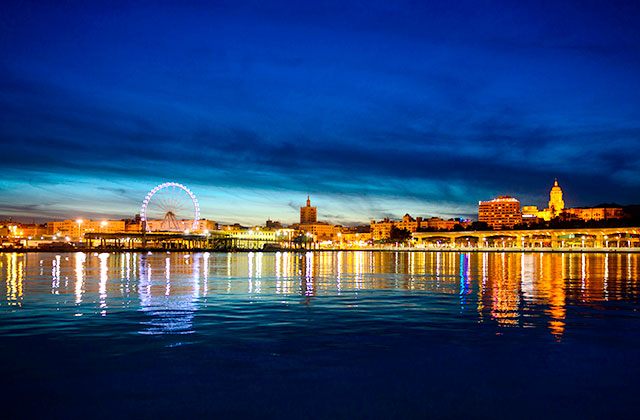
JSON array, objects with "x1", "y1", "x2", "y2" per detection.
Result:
[{"x1": 1, "y1": 0, "x2": 639, "y2": 225}]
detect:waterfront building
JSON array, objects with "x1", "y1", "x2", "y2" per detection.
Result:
[
  {"x1": 370, "y1": 214, "x2": 422, "y2": 240},
  {"x1": 397, "y1": 213, "x2": 422, "y2": 232},
  {"x1": 0, "y1": 222, "x2": 48, "y2": 238},
  {"x1": 370, "y1": 214, "x2": 469, "y2": 240},
  {"x1": 144, "y1": 218, "x2": 216, "y2": 233},
  {"x1": 522, "y1": 179, "x2": 626, "y2": 223},
  {"x1": 48, "y1": 219, "x2": 126, "y2": 240},
  {"x1": 47, "y1": 218, "x2": 216, "y2": 239},
  {"x1": 225, "y1": 227, "x2": 295, "y2": 243},
  {"x1": 0, "y1": 224, "x2": 12, "y2": 238},
  {"x1": 299, "y1": 222, "x2": 340, "y2": 241},
  {"x1": 125, "y1": 221, "x2": 143, "y2": 232},
  {"x1": 265, "y1": 219, "x2": 283, "y2": 229},
  {"x1": 300, "y1": 196, "x2": 317, "y2": 224},
  {"x1": 562, "y1": 207, "x2": 625, "y2": 221},
  {"x1": 548, "y1": 179, "x2": 565, "y2": 218},
  {"x1": 522, "y1": 179, "x2": 565, "y2": 222},
  {"x1": 521, "y1": 205, "x2": 541, "y2": 223},
  {"x1": 220, "y1": 223, "x2": 246, "y2": 231},
  {"x1": 412, "y1": 227, "x2": 640, "y2": 249},
  {"x1": 424, "y1": 217, "x2": 471, "y2": 230},
  {"x1": 478, "y1": 196, "x2": 522, "y2": 229},
  {"x1": 340, "y1": 231, "x2": 372, "y2": 245},
  {"x1": 16, "y1": 224, "x2": 48, "y2": 238},
  {"x1": 370, "y1": 219, "x2": 393, "y2": 241}
]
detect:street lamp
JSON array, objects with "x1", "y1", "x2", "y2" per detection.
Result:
[{"x1": 76, "y1": 219, "x2": 84, "y2": 241}]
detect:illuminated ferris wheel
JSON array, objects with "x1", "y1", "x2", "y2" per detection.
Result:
[{"x1": 140, "y1": 182, "x2": 200, "y2": 232}]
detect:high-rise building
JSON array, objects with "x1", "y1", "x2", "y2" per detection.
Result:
[
  {"x1": 300, "y1": 196, "x2": 317, "y2": 224},
  {"x1": 478, "y1": 196, "x2": 522, "y2": 229}
]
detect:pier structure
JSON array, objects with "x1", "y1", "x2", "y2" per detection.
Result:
[
  {"x1": 83, "y1": 229, "x2": 297, "y2": 251},
  {"x1": 412, "y1": 227, "x2": 640, "y2": 250}
]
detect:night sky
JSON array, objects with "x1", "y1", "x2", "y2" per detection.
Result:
[{"x1": 1, "y1": 1, "x2": 639, "y2": 225}]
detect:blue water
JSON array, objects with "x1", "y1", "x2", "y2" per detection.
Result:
[{"x1": 1, "y1": 251, "x2": 639, "y2": 418}]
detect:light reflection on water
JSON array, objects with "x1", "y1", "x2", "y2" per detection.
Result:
[{"x1": 0, "y1": 251, "x2": 639, "y2": 342}]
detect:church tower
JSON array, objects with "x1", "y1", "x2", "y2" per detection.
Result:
[
  {"x1": 548, "y1": 179, "x2": 565, "y2": 218},
  {"x1": 300, "y1": 195, "x2": 317, "y2": 224}
]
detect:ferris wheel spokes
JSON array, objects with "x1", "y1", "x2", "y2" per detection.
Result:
[{"x1": 140, "y1": 182, "x2": 200, "y2": 232}]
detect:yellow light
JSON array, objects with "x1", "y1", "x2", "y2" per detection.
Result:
[
  {"x1": 76, "y1": 219, "x2": 83, "y2": 224},
  {"x1": 100, "y1": 221, "x2": 108, "y2": 227}
]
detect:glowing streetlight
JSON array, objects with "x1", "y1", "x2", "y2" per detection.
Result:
[{"x1": 76, "y1": 219, "x2": 84, "y2": 241}]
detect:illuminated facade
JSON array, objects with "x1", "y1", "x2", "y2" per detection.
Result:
[
  {"x1": 478, "y1": 196, "x2": 522, "y2": 229},
  {"x1": 522, "y1": 179, "x2": 565, "y2": 222},
  {"x1": 370, "y1": 214, "x2": 422, "y2": 240},
  {"x1": 370, "y1": 214, "x2": 469, "y2": 240},
  {"x1": 562, "y1": 207, "x2": 624, "y2": 221},
  {"x1": 48, "y1": 219, "x2": 126, "y2": 239},
  {"x1": 0, "y1": 223, "x2": 47, "y2": 238},
  {"x1": 424, "y1": 217, "x2": 471, "y2": 230},
  {"x1": 522, "y1": 179, "x2": 625, "y2": 223},
  {"x1": 144, "y1": 218, "x2": 216, "y2": 232},
  {"x1": 299, "y1": 222, "x2": 339, "y2": 241},
  {"x1": 226, "y1": 228, "x2": 295, "y2": 242},
  {"x1": 548, "y1": 179, "x2": 565, "y2": 218},
  {"x1": 521, "y1": 205, "x2": 541, "y2": 223},
  {"x1": 300, "y1": 196, "x2": 317, "y2": 224},
  {"x1": 340, "y1": 231, "x2": 372, "y2": 245}
]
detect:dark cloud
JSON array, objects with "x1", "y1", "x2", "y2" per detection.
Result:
[{"x1": 0, "y1": 0, "x2": 639, "y2": 222}]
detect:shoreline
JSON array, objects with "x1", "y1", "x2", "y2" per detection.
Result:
[{"x1": 1, "y1": 247, "x2": 639, "y2": 254}]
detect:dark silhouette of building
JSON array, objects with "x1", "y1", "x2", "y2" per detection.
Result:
[{"x1": 300, "y1": 196, "x2": 317, "y2": 224}]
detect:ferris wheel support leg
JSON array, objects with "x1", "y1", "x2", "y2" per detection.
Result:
[{"x1": 142, "y1": 221, "x2": 147, "y2": 249}]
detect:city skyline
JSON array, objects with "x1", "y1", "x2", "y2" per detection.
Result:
[
  {"x1": 0, "y1": 177, "x2": 635, "y2": 228},
  {"x1": 2, "y1": 1, "x2": 640, "y2": 225}
]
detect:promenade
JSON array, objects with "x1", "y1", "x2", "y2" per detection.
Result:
[{"x1": 412, "y1": 227, "x2": 640, "y2": 249}]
